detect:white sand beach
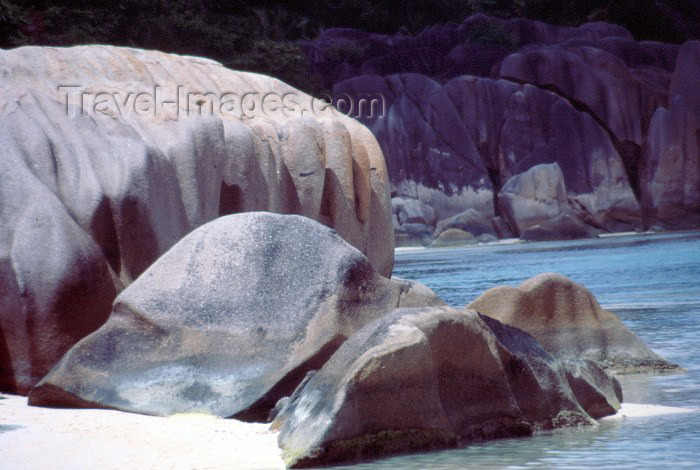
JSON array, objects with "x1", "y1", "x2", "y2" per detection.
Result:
[{"x1": 0, "y1": 394, "x2": 284, "y2": 470}]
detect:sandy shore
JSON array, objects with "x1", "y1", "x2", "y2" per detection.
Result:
[
  {"x1": 0, "y1": 394, "x2": 284, "y2": 470},
  {"x1": 3, "y1": 392, "x2": 695, "y2": 470}
]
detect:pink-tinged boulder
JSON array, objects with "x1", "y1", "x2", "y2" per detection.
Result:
[
  {"x1": 468, "y1": 273, "x2": 680, "y2": 373},
  {"x1": 434, "y1": 208, "x2": 495, "y2": 237},
  {"x1": 0, "y1": 45, "x2": 394, "y2": 394},
  {"x1": 641, "y1": 96, "x2": 700, "y2": 228}
]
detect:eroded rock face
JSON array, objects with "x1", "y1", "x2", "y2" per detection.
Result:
[
  {"x1": 309, "y1": 15, "x2": 699, "y2": 238},
  {"x1": 468, "y1": 273, "x2": 680, "y2": 373},
  {"x1": 0, "y1": 45, "x2": 394, "y2": 394},
  {"x1": 274, "y1": 307, "x2": 621, "y2": 468},
  {"x1": 335, "y1": 72, "x2": 641, "y2": 234},
  {"x1": 28, "y1": 213, "x2": 444, "y2": 418},
  {"x1": 641, "y1": 96, "x2": 700, "y2": 228}
]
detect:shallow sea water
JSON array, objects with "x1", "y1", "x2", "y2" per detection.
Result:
[{"x1": 329, "y1": 231, "x2": 700, "y2": 469}]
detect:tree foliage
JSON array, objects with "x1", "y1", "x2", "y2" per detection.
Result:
[{"x1": 1, "y1": 1, "x2": 697, "y2": 94}]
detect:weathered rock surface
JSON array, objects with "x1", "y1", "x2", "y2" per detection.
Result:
[
  {"x1": 274, "y1": 307, "x2": 621, "y2": 468},
  {"x1": 468, "y1": 273, "x2": 680, "y2": 373},
  {"x1": 640, "y1": 41, "x2": 700, "y2": 228},
  {"x1": 29, "y1": 213, "x2": 444, "y2": 418},
  {"x1": 335, "y1": 73, "x2": 493, "y2": 222},
  {"x1": 308, "y1": 15, "x2": 699, "y2": 238},
  {"x1": 0, "y1": 45, "x2": 394, "y2": 394},
  {"x1": 335, "y1": 72, "x2": 642, "y2": 234}
]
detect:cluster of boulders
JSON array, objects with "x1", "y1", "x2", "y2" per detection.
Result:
[
  {"x1": 0, "y1": 43, "x2": 683, "y2": 469},
  {"x1": 27, "y1": 212, "x2": 677, "y2": 468},
  {"x1": 305, "y1": 14, "x2": 700, "y2": 242}
]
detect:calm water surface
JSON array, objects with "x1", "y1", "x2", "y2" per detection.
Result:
[{"x1": 330, "y1": 231, "x2": 700, "y2": 469}]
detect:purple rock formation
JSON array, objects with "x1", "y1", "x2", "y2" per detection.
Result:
[{"x1": 307, "y1": 15, "x2": 700, "y2": 236}]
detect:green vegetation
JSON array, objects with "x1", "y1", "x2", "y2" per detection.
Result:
[{"x1": 1, "y1": 1, "x2": 697, "y2": 94}]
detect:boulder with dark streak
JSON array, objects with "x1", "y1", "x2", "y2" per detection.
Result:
[
  {"x1": 29, "y1": 213, "x2": 444, "y2": 418},
  {"x1": 468, "y1": 273, "x2": 681, "y2": 373}
]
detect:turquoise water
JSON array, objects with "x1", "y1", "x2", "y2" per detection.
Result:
[{"x1": 332, "y1": 231, "x2": 700, "y2": 469}]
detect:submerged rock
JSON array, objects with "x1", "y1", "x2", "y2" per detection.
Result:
[
  {"x1": 29, "y1": 213, "x2": 443, "y2": 418},
  {"x1": 274, "y1": 307, "x2": 621, "y2": 468},
  {"x1": 468, "y1": 273, "x2": 680, "y2": 373}
]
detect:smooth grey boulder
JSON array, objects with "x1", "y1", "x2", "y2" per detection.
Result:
[
  {"x1": 468, "y1": 273, "x2": 680, "y2": 373},
  {"x1": 0, "y1": 45, "x2": 394, "y2": 394},
  {"x1": 520, "y1": 213, "x2": 599, "y2": 241},
  {"x1": 29, "y1": 213, "x2": 444, "y2": 418},
  {"x1": 498, "y1": 163, "x2": 570, "y2": 235},
  {"x1": 274, "y1": 307, "x2": 621, "y2": 468}
]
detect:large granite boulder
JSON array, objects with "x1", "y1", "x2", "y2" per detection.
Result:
[
  {"x1": 334, "y1": 73, "x2": 493, "y2": 222},
  {"x1": 0, "y1": 45, "x2": 394, "y2": 394},
  {"x1": 669, "y1": 41, "x2": 700, "y2": 121},
  {"x1": 29, "y1": 213, "x2": 444, "y2": 418},
  {"x1": 468, "y1": 273, "x2": 680, "y2": 373},
  {"x1": 273, "y1": 307, "x2": 621, "y2": 468},
  {"x1": 498, "y1": 44, "x2": 646, "y2": 146}
]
